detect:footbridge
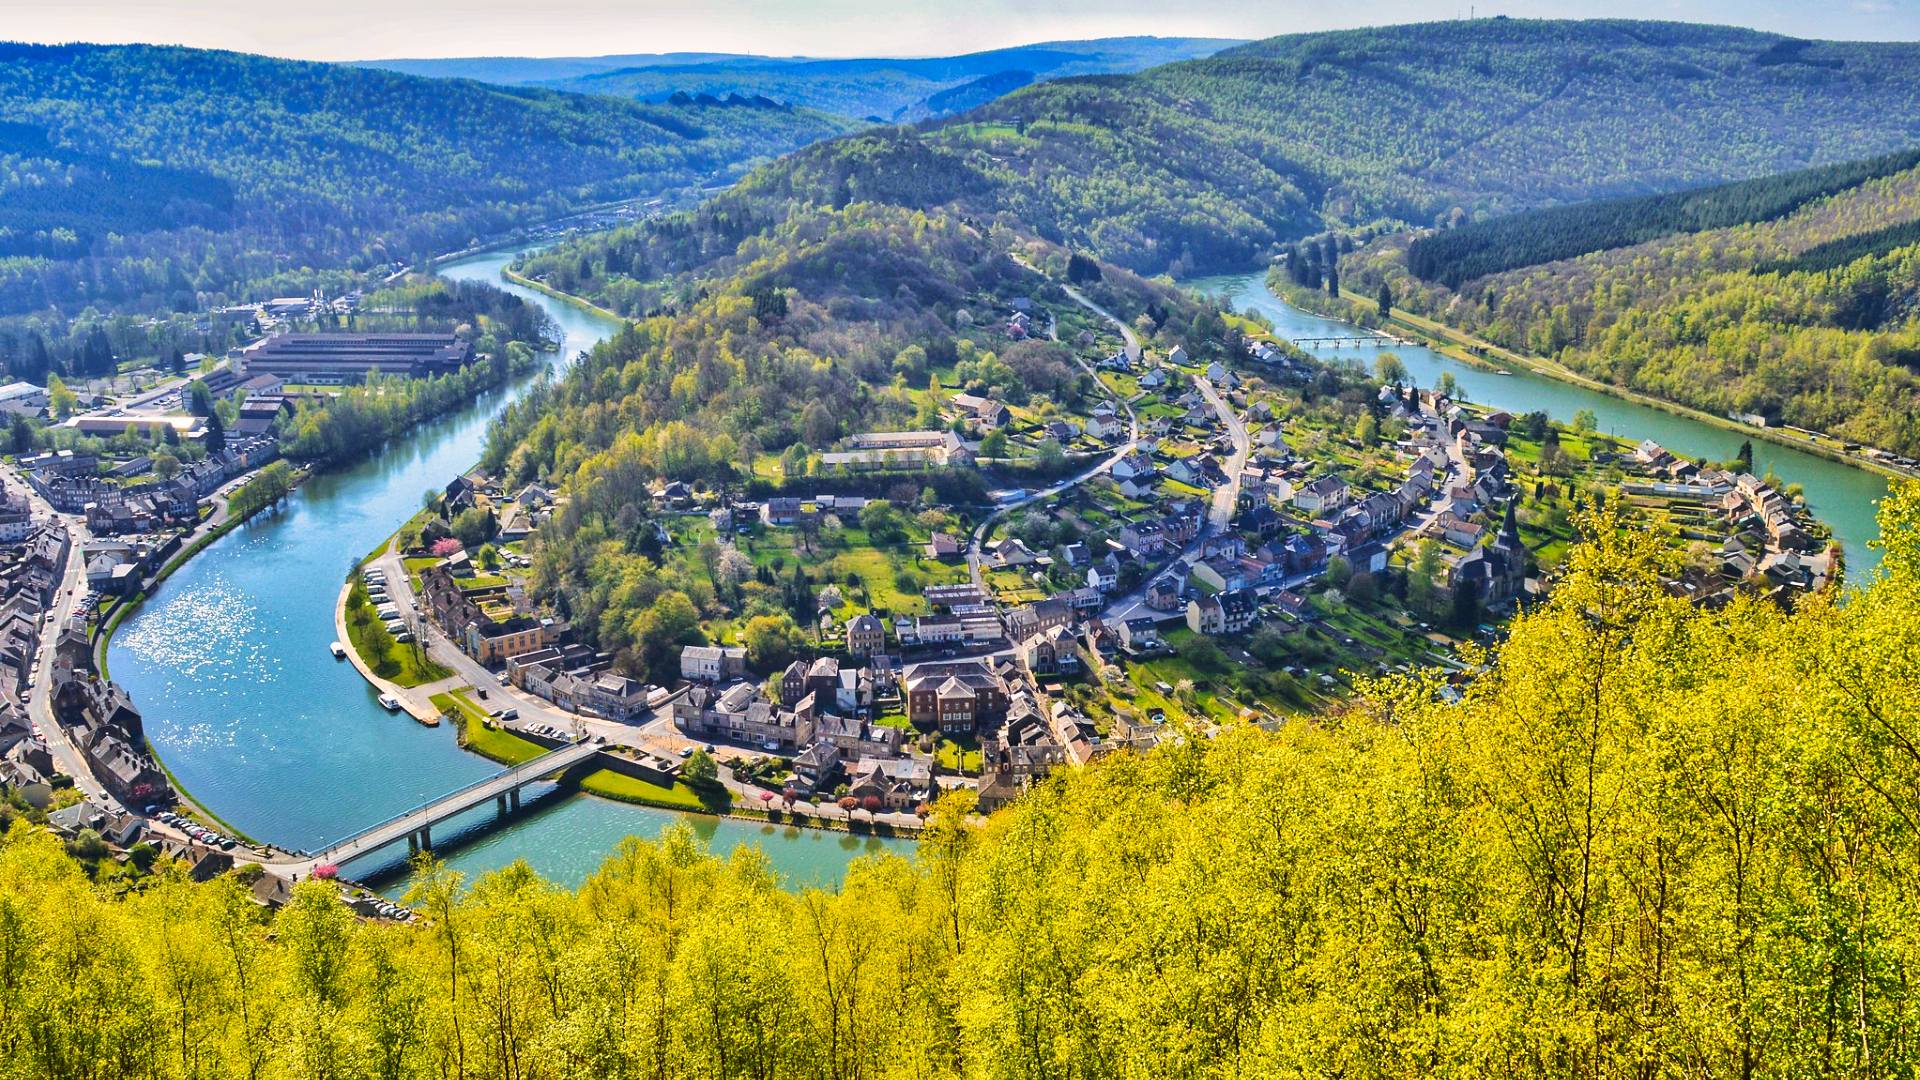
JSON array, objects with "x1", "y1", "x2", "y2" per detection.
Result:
[{"x1": 305, "y1": 739, "x2": 602, "y2": 867}]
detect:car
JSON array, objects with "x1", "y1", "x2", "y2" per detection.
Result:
[
  {"x1": 678, "y1": 746, "x2": 693, "y2": 758},
  {"x1": 476, "y1": 689, "x2": 488, "y2": 700},
  {"x1": 703, "y1": 743, "x2": 716, "y2": 753},
  {"x1": 498, "y1": 708, "x2": 518, "y2": 721}
]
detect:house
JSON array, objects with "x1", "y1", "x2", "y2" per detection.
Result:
[
  {"x1": 1112, "y1": 449, "x2": 1156, "y2": 483},
  {"x1": 1138, "y1": 367, "x2": 1171, "y2": 390},
  {"x1": 924, "y1": 532, "x2": 963, "y2": 560},
  {"x1": 1165, "y1": 345, "x2": 1189, "y2": 367},
  {"x1": 1018, "y1": 625, "x2": 1079, "y2": 676},
  {"x1": 903, "y1": 659, "x2": 1009, "y2": 733},
  {"x1": 464, "y1": 616, "x2": 558, "y2": 666},
  {"x1": 1043, "y1": 419, "x2": 1079, "y2": 442},
  {"x1": 845, "y1": 613, "x2": 886, "y2": 658},
  {"x1": 950, "y1": 393, "x2": 1011, "y2": 428},
  {"x1": 759, "y1": 497, "x2": 818, "y2": 527},
  {"x1": 586, "y1": 674, "x2": 651, "y2": 722},
  {"x1": 1086, "y1": 561, "x2": 1122, "y2": 594},
  {"x1": 1431, "y1": 511, "x2": 1484, "y2": 549},
  {"x1": 1005, "y1": 597, "x2": 1073, "y2": 641},
  {"x1": 674, "y1": 683, "x2": 816, "y2": 752},
  {"x1": 1145, "y1": 575, "x2": 1185, "y2": 611},
  {"x1": 1293, "y1": 475, "x2": 1349, "y2": 515},
  {"x1": 1115, "y1": 616, "x2": 1163, "y2": 652},
  {"x1": 1187, "y1": 589, "x2": 1259, "y2": 636},
  {"x1": 1086, "y1": 404, "x2": 1126, "y2": 440},
  {"x1": 847, "y1": 755, "x2": 934, "y2": 810},
  {"x1": 990, "y1": 537, "x2": 1037, "y2": 566}
]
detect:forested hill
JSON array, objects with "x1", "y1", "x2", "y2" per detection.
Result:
[
  {"x1": 0, "y1": 43, "x2": 855, "y2": 317},
  {"x1": 1341, "y1": 153, "x2": 1920, "y2": 454},
  {"x1": 704, "y1": 19, "x2": 1920, "y2": 276}
]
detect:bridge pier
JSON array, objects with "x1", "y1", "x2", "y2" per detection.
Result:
[
  {"x1": 510, "y1": 787, "x2": 521, "y2": 811},
  {"x1": 496, "y1": 794, "x2": 508, "y2": 815}
]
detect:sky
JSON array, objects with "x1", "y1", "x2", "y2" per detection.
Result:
[{"x1": 0, "y1": 0, "x2": 1911, "y2": 61}]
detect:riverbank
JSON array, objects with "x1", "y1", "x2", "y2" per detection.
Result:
[
  {"x1": 501, "y1": 266, "x2": 627, "y2": 323},
  {"x1": 1283, "y1": 280, "x2": 1919, "y2": 485}
]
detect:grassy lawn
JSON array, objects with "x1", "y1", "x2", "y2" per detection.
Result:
[
  {"x1": 345, "y1": 582, "x2": 450, "y2": 687},
  {"x1": 934, "y1": 736, "x2": 983, "y2": 774},
  {"x1": 402, "y1": 556, "x2": 440, "y2": 591},
  {"x1": 438, "y1": 690, "x2": 547, "y2": 765},
  {"x1": 579, "y1": 769, "x2": 719, "y2": 811}
]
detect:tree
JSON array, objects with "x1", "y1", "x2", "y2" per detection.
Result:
[
  {"x1": 743, "y1": 613, "x2": 802, "y2": 671},
  {"x1": 800, "y1": 400, "x2": 837, "y2": 448},
  {"x1": 1327, "y1": 555, "x2": 1353, "y2": 590},
  {"x1": 153, "y1": 451, "x2": 181, "y2": 481},
  {"x1": 1572, "y1": 408, "x2": 1598, "y2": 434},
  {"x1": 186, "y1": 380, "x2": 216, "y2": 417},
  {"x1": 8, "y1": 415, "x2": 34, "y2": 454},
  {"x1": 204, "y1": 410, "x2": 226, "y2": 453},
  {"x1": 1355, "y1": 413, "x2": 1378, "y2": 446},
  {"x1": 1067, "y1": 252, "x2": 1103, "y2": 284},
  {"x1": 450, "y1": 507, "x2": 495, "y2": 548},
  {"x1": 1733, "y1": 439, "x2": 1754, "y2": 474},
  {"x1": 980, "y1": 429, "x2": 1008, "y2": 458},
  {"x1": 1376, "y1": 280, "x2": 1394, "y2": 318},
  {"x1": 1373, "y1": 352, "x2": 1407, "y2": 387},
  {"x1": 682, "y1": 749, "x2": 718, "y2": 786},
  {"x1": 46, "y1": 374, "x2": 76, "y2": 421},
  {"x1": 1436, "y1": 371, "x2": 1458, "y2": 400},
  {"x1": 858, "y1": 499, "x2": 905, "y2": 543}
]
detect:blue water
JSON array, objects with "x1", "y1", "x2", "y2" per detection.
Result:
[
  {"x1": 1190, "y1": 273, "x2": 1890, "y2": 577},
  {"x1": 111, "y1": 245, "x2": 911, "y2": 888}
]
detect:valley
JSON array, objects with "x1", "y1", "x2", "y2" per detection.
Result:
[{"x1": 4, "y1": 13, "x2": 1920, "y2": 1077}]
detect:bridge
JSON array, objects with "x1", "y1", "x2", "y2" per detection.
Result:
[
  {"x1": 306, "y1": 740, "x2": 603, "y2": 868},
  {"x1": 1293, "y1": 335, "x2": 1401, "y2": 347}
]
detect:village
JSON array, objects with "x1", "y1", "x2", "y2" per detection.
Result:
[{"x1": 337, "y1": 288, "x2": 1836, "y2": 821}]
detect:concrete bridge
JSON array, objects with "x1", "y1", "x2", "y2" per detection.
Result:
[
  {"x1": 1294, "y1": 335, "x2": 1400, "y2": 347},
  {"x1": 306, "y1": 740, "x2": 602, "y2": 868}
]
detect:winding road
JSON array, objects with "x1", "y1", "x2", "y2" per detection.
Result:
[{"x1": 966, "y1": 274, "x2": 1144, "y2": 591}]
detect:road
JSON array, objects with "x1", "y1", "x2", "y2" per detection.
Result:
[
  {"x1": 966, "y1": 271, "x2": 1144, "y2": 592},
  {"x1": 7, "y1": 466, "x2": 107, "y2": 803},
  {"x1": 1192, "y1": 375, "x2": 1250, "y2": 533}
]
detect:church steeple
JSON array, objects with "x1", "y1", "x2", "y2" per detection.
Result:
[{"x1": 1499, "y1": 498, "x2": 1520, "y2": 550}]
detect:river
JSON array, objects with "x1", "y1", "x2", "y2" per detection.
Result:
[
  {"x1": 1189, "y1": 273, "x2": 1891, "y2": 577},
  {"x1": 109, "y1": 245, "x2": 909, "y2": 892}
]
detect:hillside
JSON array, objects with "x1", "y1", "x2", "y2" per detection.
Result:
[
  {"x1": 536, "y1": 37, "x2": 1241, "y2": 122},
  {"x1": 651, "y1": 19, "x2": 1920, "y2": 278},
  {"x1": 1342, "y1": 153, "x2": 1920, "y2": 455},
  {"x1": 0, "y1": 42, "x2": 856, "y2": 317},
  {"x1": 9, "y1": 488, "x2": 1920, "y2": 1075}
]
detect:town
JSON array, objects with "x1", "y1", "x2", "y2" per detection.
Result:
[{"x1": 317, "y1": 287, "x2": 1838, "y2": 836}]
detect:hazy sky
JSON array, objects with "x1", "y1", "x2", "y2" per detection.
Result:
[{"x1": 1, "y1": 0, "x2": 1910, "y2": 61}]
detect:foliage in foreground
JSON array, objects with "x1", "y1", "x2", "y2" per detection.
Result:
[{"x1": 8, "y1": 490, "x2": 1920, "y2": 1076}]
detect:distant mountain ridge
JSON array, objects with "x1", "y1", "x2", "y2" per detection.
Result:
[
  {"x1": 348, "y1": 52, "x2": 776, "y2": 85},
  {"x1": 525, "y1": 37, "x2": 1244, "y2": 121}
]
